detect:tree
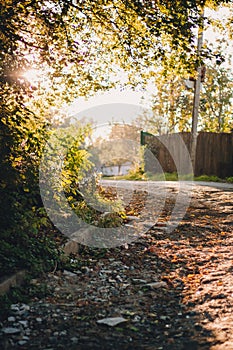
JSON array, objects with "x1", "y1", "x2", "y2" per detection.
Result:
[
  {"x1": 200, "y1": 65, "x2": 233, "y2": 132},
  {"x1": 135, "y1": 61, "x2": 233, "y2": 135},
  {"x1": 109, "y1": 124, "x2": 141, "y2": 142},
  {"x1": 134, "y1": 2, "x2": 233, "y2": 136},
  {"x1": 89, "y1": 124, "x2": 141, "y2": 170},
  {"x1": 136, "y1": 72, "x2": 193, "y2": 135}
]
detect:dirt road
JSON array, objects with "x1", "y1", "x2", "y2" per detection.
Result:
[{"x1": 0, "y1": 181, "x2": 232, "y2": 349}]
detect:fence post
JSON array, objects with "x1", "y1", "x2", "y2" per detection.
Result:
[
  {"x1": 140, "y1": 131, "x2": 145, "y2": 146},
  {"x1": 191, "y1": 6, "x2": 205, "y2": 174}
]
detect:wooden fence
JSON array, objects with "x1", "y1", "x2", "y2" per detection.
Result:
[{"x1": 141, "y1": 131, "x2": 233, "y2": 178}]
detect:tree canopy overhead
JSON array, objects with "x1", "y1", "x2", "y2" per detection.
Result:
[{"x1": 1, "y1": 0, "x2": 232, "y2": 96}]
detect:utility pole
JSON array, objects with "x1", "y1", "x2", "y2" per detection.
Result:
[{"x1": 190, "y1": 7, "x2": 205, "y2": 174}]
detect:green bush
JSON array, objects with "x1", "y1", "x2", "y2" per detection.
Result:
[
  {"x1": 0, "y1": 211, "x2": 65, "y2": 278},
  {"x1": 0, "y1": 115, "x2": 93, "y2": 279},
  {"x1": 194, "y1": 175, "x2": 221, "y2": 182},
  {"x1": 0, "y1": 117, "x2": 126, "y2": 281}
]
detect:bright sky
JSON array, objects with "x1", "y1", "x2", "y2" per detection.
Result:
[
  {"x1": 205, "y1": 6, "x2": 231, "y2": 43},
  {"x1": 67, "y1": 89, "x2": 145, "y2": 117},
  {"x1": 66, "y1": 89, "x2": 150, "y2": 140}
]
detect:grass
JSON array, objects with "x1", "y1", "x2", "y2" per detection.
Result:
[
  {"x1": 194, "y1": 175, "x2": 221, "y2": 182},
  {"x1": 226, "y1": 177, "x2": 233, "y2": 183},
  {"x1": 103, "y1": 172, "x2": 233, "y2": 183}
]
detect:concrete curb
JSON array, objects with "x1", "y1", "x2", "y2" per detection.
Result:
[
  {"x1": 0, "y1": 240, "x2": 83, "y2": 296},
  {"x1": 0, "y1": 241, "x2": 80, "y2": 297},
  {"x1": 0, "y1": 270, "x2": 27, "y2": 296}
]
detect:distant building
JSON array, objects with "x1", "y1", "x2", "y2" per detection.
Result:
[{"x1": 101, "y1": 161, "x2": 132, "y2": 176}]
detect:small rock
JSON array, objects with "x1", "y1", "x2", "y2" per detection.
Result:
[
  {"x1": 18, "y1": 340, "x2": 27, "y2": 346},
  {"x1": 174, "y1": 333, "x2": 183, "y2": 338},
  {"x1": 145, "y1": 282, "x2": 168, "y2": 289},
  {"x1": 17, "y1": 304, "x2": 30, "y2": 316},
  {"x1": 7, "y1": 316, "x2": 16, "y2": 322},
  {"x1": 160, "y1": 316, "x2": 168, "y2": 320},
  {"x1": 22, "y1": 336, "x2": 30, "y2": 341},
  {"x1": 100, "y1": 270, "x2": 113, "y2": 274},
  {"x1": 81, "y1": 267, "x2": 91, "y2": 273},
  {"x1": 63, "y1": 270, "x2": 77, "y2": 277},
  {"x1": 108, "y1": 278, "x2": 116, "y2": 283},
  {"x1": 18, "y1": 320, "x2": 28, "y2": 328},
  {"x1": 101, "y1": 211, "x2": 111, "y2": 218},
  {"x1": 2, "y1": 327, "x2": 21, "y2": 334},
  {"x1": 132, "y1": 279, "x2": 147, "y2": 284},
  {"x1": 116, "y1": 275, "x2": 123, "y2": 282},
  {"x1": 30, "y1": 279, "x2": 39, "y2": 285},
  {"x1": 132, "y1": 315, "x2": 141, "y2": 322},
  {"x1": 60, "y1": 330, "x2": 67, "y2": 336},
  {"x1": 20, "y1": 304, "x2": 30, "y2": 311},
  {"x1": 126, "y1": 215, "x2": 140, "y2": 221},
  {"x1": 110, "y1": 261, "x2": 122, "y2": 267},
  {"x1": 11, "y1": 304, "x2": 20, "y2": 312},
  {"x1": 71, "y1": 337, "x2": 78, "y2": 343},
  {"x1": 97, "y1": 317, "x2": 128, "y2": 327},
  {"x1": 36, "y1": 318, "x2": 43, "y2": 323}
]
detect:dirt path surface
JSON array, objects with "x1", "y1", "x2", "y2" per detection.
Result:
[{"x1": 0, "y1": 182, "x2": 232, "y2": 350}]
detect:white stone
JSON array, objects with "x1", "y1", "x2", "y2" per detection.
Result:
[
  {"x1": 18, "y1": 320, "x2": 28, "y2": 328},
  {"x1": 2, "y1": 327, "x2": 21, "y2": 334},
  {"x1": 18, "y1": 340, "x2": 27, "y2": 346},
  {"x1": 63, "y1": 270, "x2": 77, "y2": 277},
  {"x1": 145, "y1": 281, "x2": 168, "y2": 289},
  {"x1": 97, "y1": 317, "x2": 128, "y2": 327},
  {"x1": 71, "y1": 337, "x2": 78, "y2": 343},
  {"x1": 7, "y1": 316, "x2": 16, "y2": 322}
]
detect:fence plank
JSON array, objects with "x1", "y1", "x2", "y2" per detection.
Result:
[{"x1": 143, "y1": 131, "x2": 233, "y2": 178}]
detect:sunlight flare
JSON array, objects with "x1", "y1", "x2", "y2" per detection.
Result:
[{"x1": 22, "y1": 68, "x2": 41, "y2": 84}]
